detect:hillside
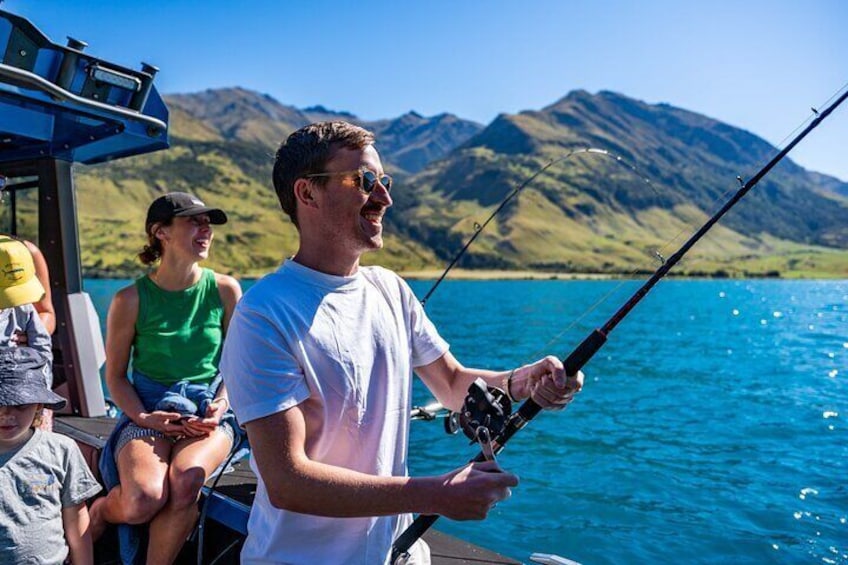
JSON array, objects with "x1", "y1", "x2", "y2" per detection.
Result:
[
  {"x1": 394, "y1": 90, "x2": 848, "y2": 277},
  {"x1": 71, "y1": 88, "x2": 848, "y2": 279}
]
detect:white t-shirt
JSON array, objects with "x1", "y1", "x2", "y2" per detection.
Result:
[{"x1": 220, "y1": 260, "x2": 448, "y2": 565}]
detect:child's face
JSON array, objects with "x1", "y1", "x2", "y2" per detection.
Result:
[{"x1": 0, "y1": 404, "x2": 41, "y2": 448}]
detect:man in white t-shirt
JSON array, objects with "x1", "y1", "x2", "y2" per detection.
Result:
[{"x1": 220, "y1": 121, "x2": 584, "y2": 565}]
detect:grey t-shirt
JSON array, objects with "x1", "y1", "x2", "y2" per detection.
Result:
[{"x1": 0, "y1": 429, "x2": 101, "y2": 564}]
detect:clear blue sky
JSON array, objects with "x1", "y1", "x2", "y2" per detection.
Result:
[{"x1": 6, "y1": 0, "x2": 847, "y2": 181}]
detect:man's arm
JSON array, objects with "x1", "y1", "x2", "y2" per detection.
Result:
[
  {"x1": 245, "y1": 403, "x2": 517, "y2": 520},
  {"x1": 416, "y1": 351, "x2": 583, "y2": 412}
]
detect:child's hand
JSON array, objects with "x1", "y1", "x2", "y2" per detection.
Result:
[{"x1": 11, "y1": 330, "x2": 28, "y2": 346}]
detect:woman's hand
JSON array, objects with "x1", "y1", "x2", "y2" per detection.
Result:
[
  {"x1": 180, "y1": 398, "x2": 228, "y2": 437},
  {"x1": 137, "y1": 411, "x2": 186, "y2": 437}
]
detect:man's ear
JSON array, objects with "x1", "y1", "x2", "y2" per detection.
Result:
[{"x1": 294, "y1": 178, "x2": 319, "y2": 209}]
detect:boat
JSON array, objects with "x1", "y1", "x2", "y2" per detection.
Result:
[{"x1": 0, "y1": 9, "x2": 525, "y2": 564}]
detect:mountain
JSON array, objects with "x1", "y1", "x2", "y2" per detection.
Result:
[
  {"x1": 166, "y1": 87, "x2": 309, "y2": 146},
  {"x1": 393, "y1": 90, "x2": 848, "y2": 275},
  {"x1": 366, "y1": 112, "x2": 484, "y2": 174},
  {"x1": 71, "y1": 88, "x2": 848, "y2": 279},
  {"x1": 165, "y1": 88, "x2": 482, "y2": 174},
  {"x1": 808, "y1": 171, "x2": 848, "y2": 198}
]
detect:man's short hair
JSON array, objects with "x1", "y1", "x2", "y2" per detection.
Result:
[{"x1": 273, "y1": 121, "x2": 375, "y2": 227}]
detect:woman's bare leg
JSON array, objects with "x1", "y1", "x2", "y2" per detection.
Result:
[
  {"x1": 89, "y1": 436, "x2": 172, "y2": 541},
  {"x1": 145, "y1": 430, "x2": 232, "y2": 565}
]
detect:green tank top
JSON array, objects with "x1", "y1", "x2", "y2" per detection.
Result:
[{"x1": 133, "y1": 268, "x2": 224, "y2": 385}]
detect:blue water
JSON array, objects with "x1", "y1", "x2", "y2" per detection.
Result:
[{"x1": 85, "y1": 278, "x2": 848, "y2": 564}]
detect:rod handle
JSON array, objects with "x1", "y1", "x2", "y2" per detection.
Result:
[
  {"x1": 391, "y1": 515, "x2": 438, "y2": 563},
  {"x1": 517, "y1": 328, "x2": 607, "y2": 421}
]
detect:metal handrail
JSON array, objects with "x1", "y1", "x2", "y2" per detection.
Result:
[{"x1": 0, "y1": 62, "x2": 167, "y2": 132}]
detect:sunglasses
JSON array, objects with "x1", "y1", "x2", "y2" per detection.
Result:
[{"x1": 304, "y1": 167, "x2": 393, "y2": 194}]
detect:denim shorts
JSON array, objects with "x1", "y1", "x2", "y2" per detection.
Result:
[{"x1": 113, "y1": 370, "x2": 238, "y2": 461}]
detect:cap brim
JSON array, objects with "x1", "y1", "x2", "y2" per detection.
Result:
[
  {"x1": 174, "y1": 207, "x2": 228, "y2": 225},
  {"x1": 0, "y1": 276, "x2": 45, "y2": 309}
]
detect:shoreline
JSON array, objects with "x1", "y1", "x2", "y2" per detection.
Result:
[{"x1": 397, "y1": 269, "x2": 614, "y2": 280}]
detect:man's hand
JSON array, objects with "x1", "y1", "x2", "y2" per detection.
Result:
[
  {"x1": 434, "y1": 461, "x2": 518, "y2": 520},
  {"x1": 511, "y1": 355, "x2": 584, "y2": 410}
]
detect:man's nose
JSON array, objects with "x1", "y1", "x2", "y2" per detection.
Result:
[{"x1": 371, "y1": 181, "x2": 392, "y2": 207}]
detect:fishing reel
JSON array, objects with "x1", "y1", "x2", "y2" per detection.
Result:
[{"x1": 456, "y1": 378, "x2": 513, "y2": 442}]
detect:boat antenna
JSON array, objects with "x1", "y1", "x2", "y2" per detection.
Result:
[{"x1": 391, "y1": 87, "x2": 848, "y2": 563}]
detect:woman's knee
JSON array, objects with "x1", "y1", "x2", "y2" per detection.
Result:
[
  {"x1": 121, "y1": 482, "x2": 168, "y2": 524},
  {"x1": 167, "y1": 466, "x2": 206, "y2": 509}
]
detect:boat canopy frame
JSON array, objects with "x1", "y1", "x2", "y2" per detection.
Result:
[{"x1": 0, "y1": 8, "x2": 171, "y2": 417}]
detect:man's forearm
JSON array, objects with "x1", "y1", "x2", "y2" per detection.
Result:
[{"x1": 261, "y1": 458, "x2": 443, "y2": 517}]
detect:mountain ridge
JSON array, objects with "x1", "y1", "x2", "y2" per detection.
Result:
[{"x1": 67, "y1": 87, "x2": 848, "y2": 279}]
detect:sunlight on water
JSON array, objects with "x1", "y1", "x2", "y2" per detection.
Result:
[{"x1": 83, "y1": 278, "x2": 848, "y2": 565}]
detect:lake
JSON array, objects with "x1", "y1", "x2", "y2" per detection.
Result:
[{"x1": 84, "y1": 277, "x2": 847, "y2": 564}]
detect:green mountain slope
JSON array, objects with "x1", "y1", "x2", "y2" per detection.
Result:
[
  {"x1": 73, "y1": 88, "x2": 848, "y2": 279},
  {"x1": 394, "y1": 90, "x2": 848, "y2": 276}
]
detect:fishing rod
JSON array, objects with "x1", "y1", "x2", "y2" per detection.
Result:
[
  {"x1": 391, "y1": 88, "x2": 848, "y2": 563},
  {"x1": 420, "y1": 148, "x2": 653, "y2": 306}
]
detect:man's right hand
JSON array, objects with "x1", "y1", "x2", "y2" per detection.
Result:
[{"x1": 435, "y1": 461, "x2": 519, "y2": 520}]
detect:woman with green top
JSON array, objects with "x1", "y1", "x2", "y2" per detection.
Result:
[{"x1": 90, "y1": 192, "x2": 243, "y2": 564}]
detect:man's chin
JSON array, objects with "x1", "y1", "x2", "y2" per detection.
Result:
[{"x1": 361, "y1": 235, "x2": 384, "y2": 252}]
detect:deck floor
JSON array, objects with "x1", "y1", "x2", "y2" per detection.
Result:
[{"x1": 56, "y1": 415, "x2": 520, "y2": 565}]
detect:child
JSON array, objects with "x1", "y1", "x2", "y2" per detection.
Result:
[
  {"x1": 0, "y1": 347, "x2": 101, "y2": 564},
  {"x1": 0, "y1": 236, "x2": 54, "y2": 429}
]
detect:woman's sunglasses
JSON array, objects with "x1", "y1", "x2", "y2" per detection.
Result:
[{"x1": 304, "y1": 167, "x2": 393, "y2": 194}]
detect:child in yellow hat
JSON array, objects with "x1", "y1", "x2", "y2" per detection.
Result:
[{"x1": 0, "y1": 236, "x2": 54, "y2": 429}]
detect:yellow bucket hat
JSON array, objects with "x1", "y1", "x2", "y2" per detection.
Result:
[{"x1": 0, "y1": 237, "x2": 45, "y2": 309}]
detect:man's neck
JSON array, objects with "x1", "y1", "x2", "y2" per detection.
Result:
[{"x1": 292, "y1": 247, "x2": 360, "y2": 277}]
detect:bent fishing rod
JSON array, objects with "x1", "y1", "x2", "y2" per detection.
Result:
[
  {"x1": 391, "y1": 88, "x2": 848, "y2": 563},
  {"x1": 420, "y1": 148, "x2": 651, "y2": 306}
]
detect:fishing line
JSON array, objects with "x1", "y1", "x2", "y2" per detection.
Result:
[
  {"x1": 519, "y1": 85, "x2": 848, "y2": 364},
  {"x1": 419, "y1": 147, "x2": 660, "y2": 305}
]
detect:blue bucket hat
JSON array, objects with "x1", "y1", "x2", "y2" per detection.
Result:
[{"x1": 0, "y1": 347, "x2": 65, "y2": 410}]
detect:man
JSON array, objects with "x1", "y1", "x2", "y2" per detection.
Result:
[{"x1": 220, "y1": 121, "x2": 583, "y2": 565}]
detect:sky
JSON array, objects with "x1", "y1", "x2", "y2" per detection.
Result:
[{"x1": 5, "y1": 0, "x2": 847, "y2": 181}]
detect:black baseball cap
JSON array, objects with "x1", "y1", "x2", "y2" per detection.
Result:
[
  {"x1": 145, "y1": 192, "x2": 227, "y2": 227},
  {"x1": 0, "y1": 348, "x2": 66, "y2": 410}
]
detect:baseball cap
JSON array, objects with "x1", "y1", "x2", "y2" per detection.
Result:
[
  {"x1": 145, "y1": 192, "x2": 227, "y2": 227},
  {"x1": 0, "y1": 347, "x2": 65, "y2": 410},
  {"x1": 0, "y1": 236, "x2": 46, "y2": 309}
]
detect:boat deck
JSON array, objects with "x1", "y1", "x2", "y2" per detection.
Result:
[{"x1": 55, "y1": 415, "x2": 520, "y2": 565}]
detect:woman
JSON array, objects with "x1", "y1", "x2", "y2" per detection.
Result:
[{"x1": 90, "y1": 192, "x2": 242, "y2": 564}]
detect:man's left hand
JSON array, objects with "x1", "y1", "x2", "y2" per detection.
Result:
[{"x1": 512, "y1": 355, "x2": 584, "y2": 410}]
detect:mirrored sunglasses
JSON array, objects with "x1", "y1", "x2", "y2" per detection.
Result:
[{"x1": 305, "y1": 168, "x2": 393, "y2": 194}]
